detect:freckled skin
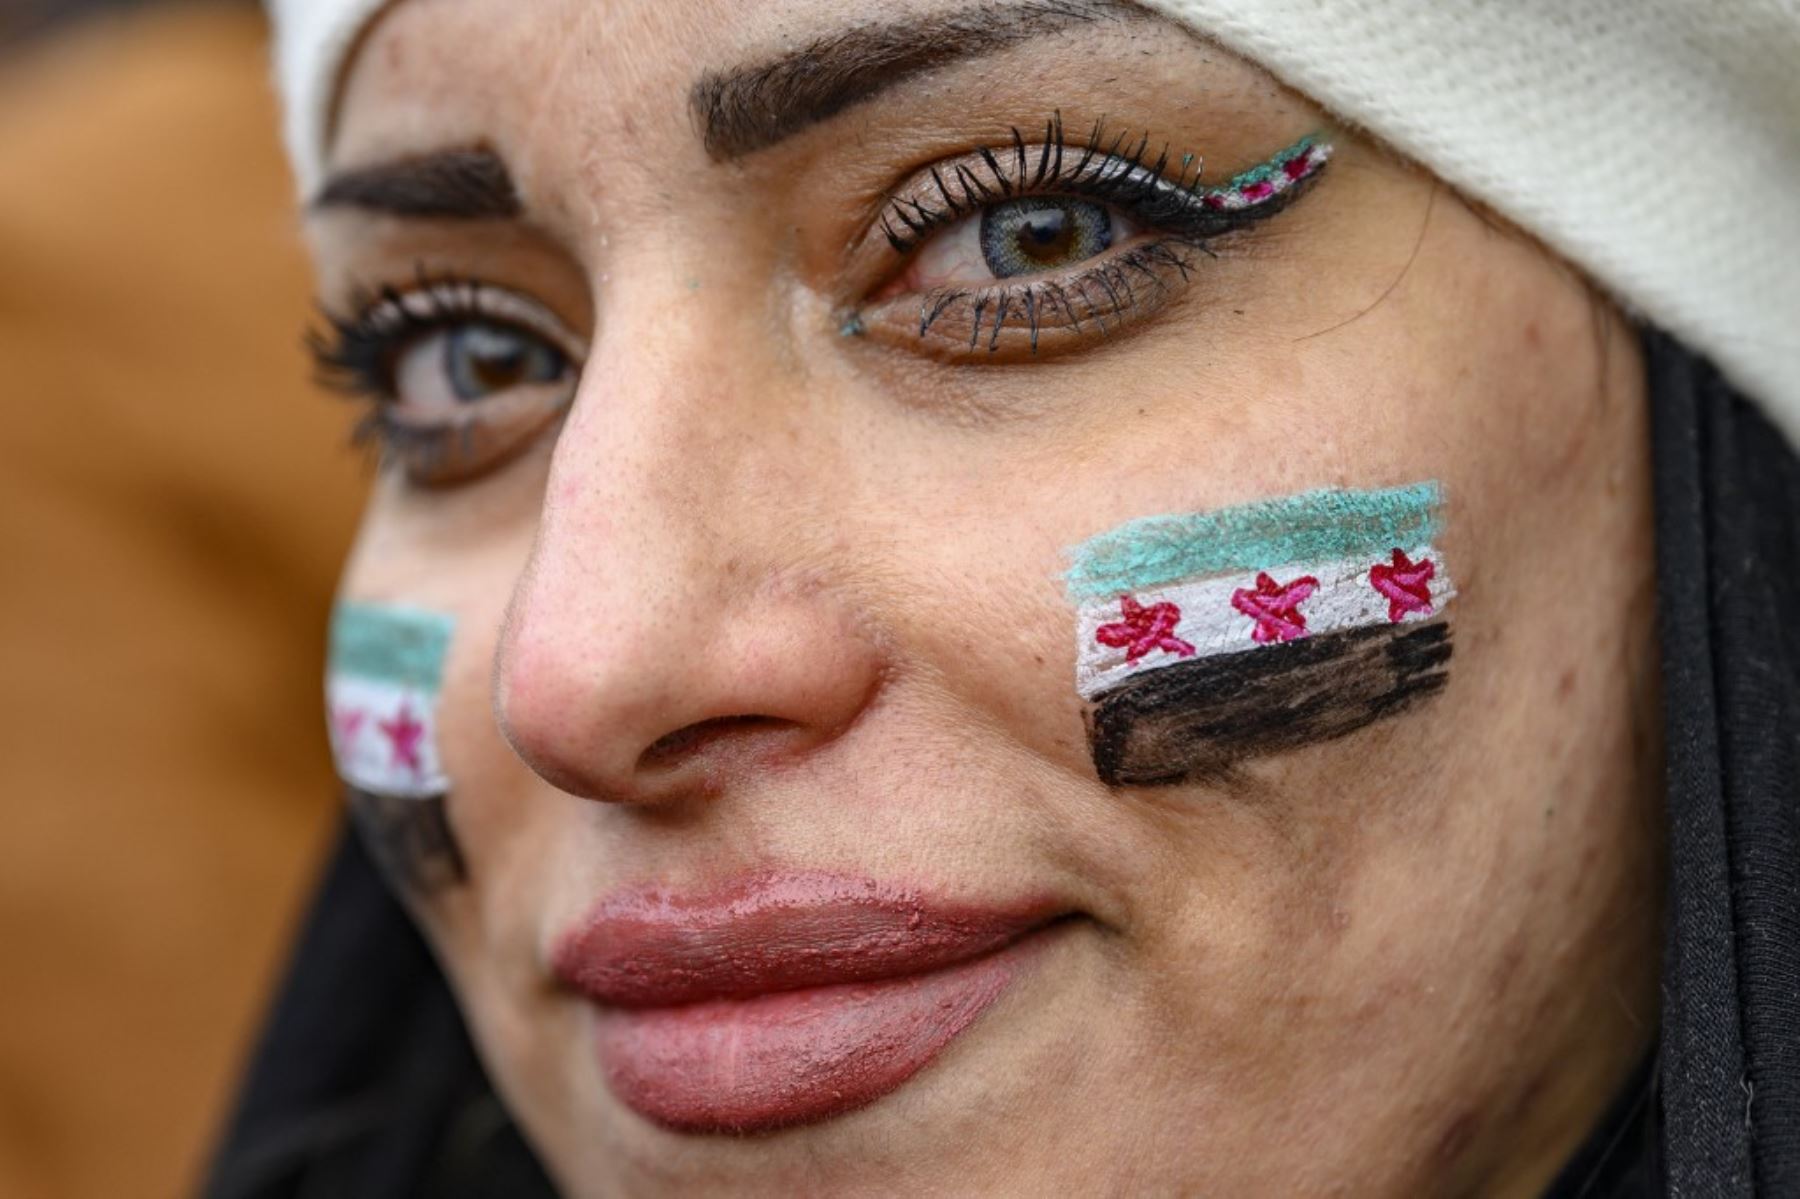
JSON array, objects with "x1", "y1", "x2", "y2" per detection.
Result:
[{"x1": 311, "y1": 1, "x2": 1663, "y2": 1195}]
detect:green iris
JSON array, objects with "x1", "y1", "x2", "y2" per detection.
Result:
[{"x1": 978, "y1": 197, "x2": 1113, "y2": 278}]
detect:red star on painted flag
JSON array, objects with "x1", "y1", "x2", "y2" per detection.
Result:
[
  {"x1": 378, "y1": 700, "x2": 428, "y2": 775},
  {"x1": 1369, "y1": 548, "x2": 1436, "y2": 622},
  {"x1": 331, "y1": 705, "x2": 366, "y2": 748},
  {"x1": 1231, "y1": 571, "x2": 1320, "y2": 643},
  {"x1": 1096, "y1": 595, "x2": 1197, "y2": 664}
]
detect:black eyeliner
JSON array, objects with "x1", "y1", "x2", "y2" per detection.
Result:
[{"x1": 879, "y1": 119, "x2": 1331, "y2": 257}]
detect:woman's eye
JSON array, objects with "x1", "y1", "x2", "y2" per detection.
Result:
[
  {"x1": 910, "y1": 198, "x2": 1140, "y2": 289},
  {"x1": 394, "y1": 321, "x2": 572, "y2": 409},
  {"x1": 371, "y1": 317, "x2": 578, "y2": 485},
  {"x1": 311, "y1": 280, "x2": 587, "y2": 488},
  {"x1": 859, "y1": 128, "x2": 1331, "y2": 359}
]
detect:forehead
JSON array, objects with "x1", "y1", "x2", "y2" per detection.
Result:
[
  {"x1": 328, "y1": 0, "x2": 691, "y2": 166},
  {"x1": 332, "y1": 0, "x2": 1002, "y2": 150},
  {"x1": 324, "y1": 0, "x2": 1198, "y2": 190},
  {"x1": 315, "y1": 0, "x2": 1317, "y2": 281}
]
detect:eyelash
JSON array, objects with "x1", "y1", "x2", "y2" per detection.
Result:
[
  {"x1": 304, "y1": 123, "x2": 1327, "y2": 474},
  {"x1": 875, "y1": 115, "x2": 1328, "y2": 351},
  {"x1": 308, "y1": 270, "x2": 573, "y2": 468},
  {"x1": 309, "y1": 271, "x2": 487, "y2": 405}
]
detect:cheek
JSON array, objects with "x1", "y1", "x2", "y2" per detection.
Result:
[
  {"x1": 325, "y1": 600, "x2": 466, "y2": 894},
  {"x1": 1008, "y1": 206, "x2": 1654, "y2": 1179},
  {"x1": 1065, "y1": 484, "x2": 1454, "y2": 787},
  {"x1": 328, "y1": 468, "x2": 551, "y2": 912},
  {"x1": 1106, "y1": 637, "x2": 1652, "y2": 1184}
]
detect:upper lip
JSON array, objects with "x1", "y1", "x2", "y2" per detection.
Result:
[{"x1": 550, "y1": 870, "x2": 1066, "y2": 1009}]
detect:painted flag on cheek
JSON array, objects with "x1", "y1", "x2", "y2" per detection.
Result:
[
  {"x1": 1066, "y1": 483, "x2": 1456, "y2": 786},
  {"x1": 326, "y1": 601, "x2": 455, "y2": 799}
]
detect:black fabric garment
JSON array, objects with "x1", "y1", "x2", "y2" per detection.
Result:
[
  {"x1": 1648, "y1": 329, "x2": 1800, "y2": 1197},
  {"x1": 203, "y1": 328, "x2": 1800, "y2": 1196},
  {"x1": 200, "y1": 825, "x2": 556, "y2": 1199}
]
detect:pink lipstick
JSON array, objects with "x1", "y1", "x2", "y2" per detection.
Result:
[{"x1": 550, "y1": 871, "x2": 1063, "y2": 1133}]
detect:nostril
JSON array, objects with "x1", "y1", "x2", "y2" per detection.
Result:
[{"x1": 636, "y1": 715, "x2": 797, "y2": 772}]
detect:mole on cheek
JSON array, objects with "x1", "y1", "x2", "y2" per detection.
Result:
[
  {"x1": 1064, "y1": 482, "x2": 1457, "y2": 786},
  {"x1": 326, "y1": 601, "x2": 467, "y2": 893}
]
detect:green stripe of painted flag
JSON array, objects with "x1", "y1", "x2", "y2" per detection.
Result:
[
  {"x1": 1065, "y1": 482, "x2": 1443, "y2": 600},
  {"x1": 329, "y1": 602, "x2": 456, "y2": 690},
  {"x1": 1224, "y1": 134, "x2": 1316, "y2": 190}
]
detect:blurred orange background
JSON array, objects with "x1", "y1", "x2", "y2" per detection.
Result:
[{"x1": 0, "y1": 3, "x2": 365, "y2": 1195}]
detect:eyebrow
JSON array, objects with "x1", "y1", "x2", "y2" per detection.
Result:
[
  {"x1": 691, "y1": 0, "x2": 1136, "y2": 162},
  {"x1": 311, "y1": 147, "x2": 521, "y2": 219}
]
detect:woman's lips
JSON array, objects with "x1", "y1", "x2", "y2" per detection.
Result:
[{"x1": 550, "y1": 871, "x2": 1064, "y2": 1134}]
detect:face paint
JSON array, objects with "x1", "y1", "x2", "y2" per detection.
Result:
[
  {"x1": 1066, "y1": 483, "x2": 1455, "y2": 786},
  {"x1": 1201, "y1": 133, "x2": 1331, "y2": 211},
  {"x1": 327, "y1": 601, "x2": 466, "y2": 891}
]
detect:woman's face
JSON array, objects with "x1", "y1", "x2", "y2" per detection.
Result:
[{"x1": 308, "y1": 0, "x2": 1662, "y2": 1193}]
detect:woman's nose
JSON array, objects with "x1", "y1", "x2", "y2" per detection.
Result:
[{"x1": 492, "y1": 355, "x2": 885, "y2": 805}]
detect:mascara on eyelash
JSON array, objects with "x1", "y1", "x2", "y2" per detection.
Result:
[
  {"x1": 308, "y1": 268, "x2": 580, "y2": 406},
  {"x1": 869, "y1": 125, "x2": 1331, "y2": 354},
  {"x1": 309, "y1": 269, "x2": 491, "y2": 401},
  {"x1": 878, "y1": 116, "x2": 1332, "y2": 256},
  {"x1": 309, "y1": 266, "x2": 581, "y2": 485}
]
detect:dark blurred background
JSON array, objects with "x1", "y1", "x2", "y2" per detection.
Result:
[{"x1": 1, "y1": 2, "x2": 367, "y2": 1194}]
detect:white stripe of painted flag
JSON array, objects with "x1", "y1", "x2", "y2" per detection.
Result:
[{"x1": 1075, "y1": 546, "x2": 1454, "y2": 701}]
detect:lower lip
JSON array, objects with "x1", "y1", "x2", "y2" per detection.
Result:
[{"x1": 590, "y1": 929, "x2": 1049, "y2": 1134}]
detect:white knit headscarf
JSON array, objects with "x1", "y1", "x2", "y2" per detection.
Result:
[{"x1": 268, "y1": 0, "x2": 1800, "y2": 444}]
